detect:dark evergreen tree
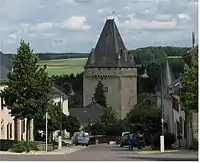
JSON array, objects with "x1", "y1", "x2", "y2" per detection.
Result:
[
  {"x1": 93, "y1": 81, "x2": 106, "y2": 107},
  {"x1": 62, "y1": 115, "x2": 80, "y2": 137},
  {"x1": 0, "y1": 40, "x2": 52, "y2": 140}
]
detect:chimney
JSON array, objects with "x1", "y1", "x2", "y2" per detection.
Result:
[
  {"x1": 123, "y1": 50, "x2": 128, "y2": 62},
  {"x1": 117, "y1": 53, "x2": 121, "y2": 67},
  {"x1": 90, "y1": 48, "x2": 95, "y2": 64},
  {"x1": 192, "y1": 32, "x2": 195, "y2": 48}
]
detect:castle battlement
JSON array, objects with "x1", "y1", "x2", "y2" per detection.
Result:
[{"x1": 84, "y1": 67, "x2": 137, "y2": 77}]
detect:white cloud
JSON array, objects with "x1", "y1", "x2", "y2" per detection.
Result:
[
  {"x1": 56, "y1": 0, "x2": 77, "y2": 5},
  {"x1": 154, "y1": 14, "x2": 172, "y2": 21},
  {"x1": 0, "y1": 0, "x2": 198, "y2": 53},
  {"x1": 36, "y1": 22, "x2": 54, "y2": 31},
  {"x1": 116, "y1": 14, "x2": 178, "y2": 30},
  {"x1": 21, "y1": 22, "x2": 54, "y2": 32},
  {"x1": 59, "y1": 16, "x2": 91, "y2": 31},
  {"x1": 178, "y1": 13, "x2": 190, "y2": 20},
  {"x1": 8, "y1": 34, "x2": 17, "y2": 40}
]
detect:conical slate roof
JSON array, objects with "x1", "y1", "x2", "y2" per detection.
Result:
[
  {"x1": 85, "y1": 19, "x2": 135, "y2": 68},
  {"x1": 155, "y1": 60, "x2": 175, "y2": 99},
  {"x1": 0, "y1": 52, "x2": 12, "y2": 82}
]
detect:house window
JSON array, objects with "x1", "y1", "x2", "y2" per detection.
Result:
[
  {"x1": 104, "y1": 87, "x2": 108, "y2": 93},
  {"x1": 179, "y1": 117, "x2": 183, "y2": 134},
  {"x1": 1, "y1": 97, "x2": 4, "y2": 110},
  {"x1": 172, "y1": 96, "x2": 179, "y2": 112},
  {"x1": 9, "y1": 123, "x2": 12, "y2": 139},
  {"x1": 1, "y1": 120, "x2": 4, "y2": 136},
  {"x1": 7, "y1": 124, "x2": 9, "y2": 139},
  {"x1": 21, "y1": 119, "x2": 25, "y2": 133},
  {"x1": 184, "y1": 121, "x2": 186, "y2": 139}
]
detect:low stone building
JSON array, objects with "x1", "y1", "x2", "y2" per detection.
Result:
[{"x1": 70, "y1": 101, "x2": 105, "y2": 127}]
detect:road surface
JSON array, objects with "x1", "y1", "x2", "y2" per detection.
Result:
[
  {"x1": 0, "y1": 144, "x2": 198, "y2": 161},
  {"x1": 0, "y1": 144, "x2": 145, "y2": 161}
]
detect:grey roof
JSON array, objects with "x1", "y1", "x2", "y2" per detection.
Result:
[
  {"x1": 155, "y1": 60, "x2": 175, "y2": 99},
  {"x1": 0, "y1": 52, "x2": 12, "y2": 82},
  {"x1": 51, "y1": 84, "x2": 70, "y2": 99},
  {"x1": 185, "y1": 45, "x2": 198, "y2": 56},
  {"x1": 85, "y1": 19, "x2": 135, "y2": 68},
  {"x1": 70, "y1": 102, "x2": 105, "y2": 123},
  {"x1": 168, "y1": 77, "x2": 181, "y2": 95}
]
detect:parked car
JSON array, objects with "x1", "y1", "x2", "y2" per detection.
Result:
[
  {"x1": 77, "y1": 132, "x2": 90, "y2": 146},
  {"x1": 72, "y1": 132, "x2": 80, "y2": 145},
  {"x1": 120, "y1": 132, "x2": 130, "y2": 147},
  {"x1": 135, "y1": 133, "x2": 145, "y2": 149}
]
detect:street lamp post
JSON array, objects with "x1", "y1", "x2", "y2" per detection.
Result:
[
  {"x1": 43, "y1": 112, "x2": 50, "y2": 152},
  {"x1": 57, "y1": 83, "x2": 75, "y2": 150},
  {"x1": 140, "y1": 61, "x2": 165, "y2": 153},
  {"x1": 58, "y1": 93, "x2": 63, "y2": 150}
]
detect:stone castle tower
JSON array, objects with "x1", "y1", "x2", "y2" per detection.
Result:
[{"x1": 83, "y1": 19, "x2": 137, "y2": 119}]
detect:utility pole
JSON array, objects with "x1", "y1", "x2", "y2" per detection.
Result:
[{"x1": 192, "y1": 32, "x2": 195, "y2": 48}]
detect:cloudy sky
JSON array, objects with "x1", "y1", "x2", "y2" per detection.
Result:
[{"x1": 0, "y1": 0, "x2": 198, "y2": 53}]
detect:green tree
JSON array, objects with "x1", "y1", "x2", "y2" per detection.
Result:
[
  {"x1": 99, "y1": 107, "x2": 120, "y2": 135},
  {"x1": 62, "y1": 114, "x2": 80, "y2": 137},
  {"x1": 181, "y1": 55, "x2": 198, "y2": 112},
  {"x1": 36, "y1": 103, "x2": 61, "y2": 132},
  {"x1": 180, "y1": 54, "x2": 198, "y2": 147},
  {"x1": 125, "y1": 104, "x2": 162, "y2": 134},
  {"x1": 93, "y1": 81, "x2": 107, "y2": 107},
  {"x1": 0, "y1": 40, "x2": 52, "y2": 140}
]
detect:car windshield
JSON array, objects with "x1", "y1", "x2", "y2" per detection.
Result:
[{"x1": 122, "y1": 134, "x2": 129, "y2": 140}]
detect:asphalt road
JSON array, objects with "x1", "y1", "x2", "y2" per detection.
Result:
[
  {"x1": 0, "y1": 144, "x2": 198, "y2": 161},
  {"x1": 0, "y1": 144, "x2": 146, "y2": 161}
]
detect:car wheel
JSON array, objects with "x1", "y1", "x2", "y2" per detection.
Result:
[{"x1": 86, "y1": 144, "x2": 88, "y2": 147}]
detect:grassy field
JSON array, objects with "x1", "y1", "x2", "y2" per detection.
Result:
[
  {"x1": 167, "y1": 56, "x2": 182, "y2": 59},
  {"x1": 38, "y1": 58, "x2": 87, "y2": 76}
]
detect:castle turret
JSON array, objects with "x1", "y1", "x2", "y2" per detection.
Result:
[{"x1": 83, "y1": 19, "x2": 137, "y2": 119}]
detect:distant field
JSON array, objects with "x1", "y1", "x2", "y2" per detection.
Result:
[
  {"x1": 38, "y1": 58, "x2": 87, "y2": 76},
  {"x1": 167, "y1": 56, "x2": 183, "y2": 59}
]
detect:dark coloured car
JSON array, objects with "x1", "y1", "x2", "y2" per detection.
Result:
[{"x1": 119, "y1": 133, "x2": 129, "y2": 147}]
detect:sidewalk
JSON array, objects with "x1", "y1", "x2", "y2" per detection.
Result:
[
  {"x1": 131, "y1": 151, "x2": 198, "y2": 161},
  {"x1": 0, "y1": 145, "x2": 88, "y2": 155}
]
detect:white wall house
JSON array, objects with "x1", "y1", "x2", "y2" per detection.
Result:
[{"x1": 51, "y1": 86, "x2": 70, "y2": 116}]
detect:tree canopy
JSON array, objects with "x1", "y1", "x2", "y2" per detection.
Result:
[
  {"x1": 181, "y1": 55, "x2": 198, "y2": 112},
  {"x1": 93, "y1": 81, "x2": 107, "y2": 107},
  {"x1": 0, "y1": 40, "x2": 52, "y2": 121},
  {"x1": 62, "y1": 114, "x2": 80, "y2": 136},
  {"x1": 124, "y1": 103, "x2": 163, "y2": 134}
]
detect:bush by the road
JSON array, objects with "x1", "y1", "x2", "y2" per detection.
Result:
[
  {"x1": 189, "y1": 139, "x2": 198, "y2": 151},
  {"x1": 12, "y1": 141, "x2": 39, "y2": 153},
  {"x1": 151, "y1": 132, "x2": 175, "y2": 150}
]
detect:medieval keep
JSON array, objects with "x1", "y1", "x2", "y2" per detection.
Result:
[{"x1": 83, "y1": 19, "x2": 137, "y2": 119}]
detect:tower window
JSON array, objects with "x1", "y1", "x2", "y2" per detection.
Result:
[
  {"x1": 105, "y1": 34, "x2": 109, "y2": 44},
  {"x1": 104, "y1": 87, "x2": 108, "y2": 93}
]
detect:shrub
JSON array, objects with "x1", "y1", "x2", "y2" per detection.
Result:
[
  {"x1": 151, "y1": 132, "x2": 175, "y2": 150},
  {"x1": 189, "y1": 139, "x2": 198, "y2": 151},
  {"x1": 12, "y1": 141, "x2": 39, "y2": 153}
]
